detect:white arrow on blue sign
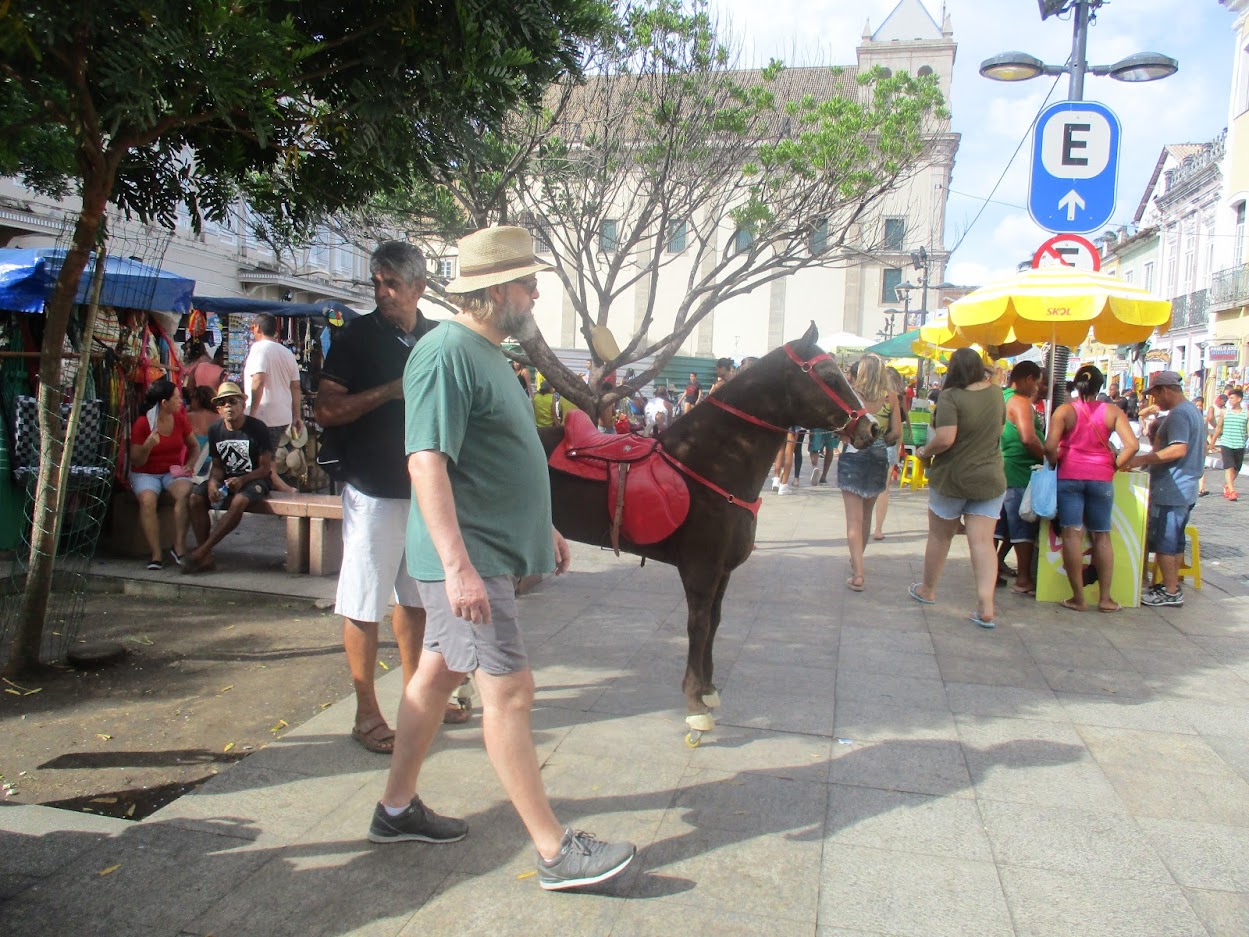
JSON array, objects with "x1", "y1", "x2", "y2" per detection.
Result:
[{"x1": 1028, "y1": 100, "x2": 1121, "y2": 235}]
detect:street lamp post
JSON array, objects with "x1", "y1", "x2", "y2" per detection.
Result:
[
  {"x1": 979, "y1": 0, "x2": 1176, "y2": 412},
  {"x1": 894, "y1": 281, "x2": 915, "y2": 331}
]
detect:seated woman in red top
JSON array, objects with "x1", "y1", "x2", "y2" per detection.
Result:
[
  {"x1": 1044, "y1": 365, "x2": 1138, "y2": 612},
  {"x1": 130, "y1": 378, "x2": 200, "y2": 570}
]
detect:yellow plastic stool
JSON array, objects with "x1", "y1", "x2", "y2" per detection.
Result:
[
  {"x1": 1151, "y1": 524, "x2": 1201, "y2": 590},
  {"x1": 898, "y1": 453, "x2": 928, "y2": 490}
]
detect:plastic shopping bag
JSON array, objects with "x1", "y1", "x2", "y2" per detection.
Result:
[
  {"x1": 1027, "y1": 463, "x2": 1058, "y2": 520},
  {"x1": 1019, "y1": 481, "x2": 1037, "y2": 523}
]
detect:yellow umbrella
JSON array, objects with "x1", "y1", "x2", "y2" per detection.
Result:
[{"x1": 947, "y1": 267, "x2": 1172, "y2": 347}]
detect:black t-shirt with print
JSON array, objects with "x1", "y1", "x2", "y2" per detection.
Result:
[{"x1": 207, "y1": 416, "x2": 272, "y2": 479}]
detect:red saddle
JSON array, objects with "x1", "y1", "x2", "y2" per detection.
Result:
[{"x1": 548, "y1": 410, "x2": 690, "y2": 547}]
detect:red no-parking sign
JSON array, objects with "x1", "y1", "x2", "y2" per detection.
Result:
[{"x1": 1032, "y1": 234, "x2": 1101, "y2": 272}]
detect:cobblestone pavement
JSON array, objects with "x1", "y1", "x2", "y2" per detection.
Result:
[{"x1": 1192, "y1": 468, "x2": 1249, "y2": 587}]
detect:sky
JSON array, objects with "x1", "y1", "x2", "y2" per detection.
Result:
[{"x1": 711, "y1": 0, "x2": 1236, "y2": 287}]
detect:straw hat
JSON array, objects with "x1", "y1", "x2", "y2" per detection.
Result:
[
  {"x1": 444, "y1": 226, "x2": 551, "y2": 294},
  {"x1": 211, "y1": 381, "x2": 244, "y2": 403}
]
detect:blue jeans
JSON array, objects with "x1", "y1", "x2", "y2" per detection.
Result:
[{"x1": 1056, "y1": 478, "x2": 1114, "y2": 533}]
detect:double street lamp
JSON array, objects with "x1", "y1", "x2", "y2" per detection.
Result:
[{"x1": 979, "y1": 0, "x2": 1176, "y2": 102}]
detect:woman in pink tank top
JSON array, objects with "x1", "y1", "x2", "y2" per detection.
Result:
[{"x1": 1043, "y1": 365, "x2": 1138, "y2": 613}]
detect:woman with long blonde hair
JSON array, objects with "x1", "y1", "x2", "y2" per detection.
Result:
[
  {"x1": 870, "y1": 366, "x2": 909, "y2": 540},
  {"x1": 839, "y1": 354, "x2": 902, "y2": 591}
]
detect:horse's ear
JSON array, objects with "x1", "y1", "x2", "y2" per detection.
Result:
[{"x1": 801, "y1": 321, "x2": 818, "y2": 345}]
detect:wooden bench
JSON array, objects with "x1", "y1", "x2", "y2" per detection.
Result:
[{"x1": 106, "y1": 489, "x2": 343, "y2": 576}]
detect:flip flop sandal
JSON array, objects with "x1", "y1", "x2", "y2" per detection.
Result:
[
  {"x1": 351, "y1": 723, "x2": 396, "y2": 754},
  {"x1": 846, "y1": 576, "x2": 865, "y2": 592},
  {"x1": 443, "y1": 700, "x2": 472, "y2": 725},
  {"x1": 1061, "y1": 598, "x2": 1086, "y2": 612},
  {"x1": 968, "y1": 612, "x2": 996, "y2": 630},
  {"x1": 908, "y1": 583, "x2": 935, "y2": 605}
]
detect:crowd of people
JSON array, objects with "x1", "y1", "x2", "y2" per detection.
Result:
[
  {"x1": 793, "y1": 349, "x2": 1215, "y2": 626},
  {"x1": 121, "y1": 223, "x2": 1238, "y2": 894}
]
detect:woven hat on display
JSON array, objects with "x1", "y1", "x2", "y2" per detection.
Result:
[
  {"x1": 443, "y1": 226, "x2": 552, "y2": 294},
  {"x1": 287, "y1": 424, "x2": 309, "y2": 448},
  {"x1": 284, "y1": 448, "x2": 306, "y2": 476}
]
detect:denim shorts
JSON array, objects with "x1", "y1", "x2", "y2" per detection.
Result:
[
  {"x1": 1147, "y1": 502, "x2": 1193, "y2": 556},
  {"x1": 995, "y1": 486, "x2": 1039, "y2": 543},
  {"x1": 130, "y1": 471, "x2": 189, "y2": 497},
  {"x1": 837, "y1": 441, "x2": 889, "y2": 498},
  {"x1": 1056, "y1": 478, "x2": 1114, "y2": 533},
  {"x1": 928, "y1": 488, "x2": 1006, "y2": 520}
]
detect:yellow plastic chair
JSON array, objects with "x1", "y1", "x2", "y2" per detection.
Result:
[
  {"x1": 899, "y1": 453, "x2": 928, "y2": 490},
  {"x1": 1151, "y1": 524, "x2": 1201, "y2": 590}
]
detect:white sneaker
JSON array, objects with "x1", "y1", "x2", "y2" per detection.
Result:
[
  {"x1": 777, "y1": 483, "x2": 793, "y2": 496},
  {"x1": 771, "y1": 476, "x2": 781, "y2": 491}
]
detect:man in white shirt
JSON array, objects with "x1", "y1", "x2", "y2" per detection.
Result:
[{"x1": 243, "y1": 313, "x2": 302, "y2": 493}]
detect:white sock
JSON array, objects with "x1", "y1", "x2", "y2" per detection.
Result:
[{"x1": 382, "y1": 802, "x2": 407, "y2": 817}]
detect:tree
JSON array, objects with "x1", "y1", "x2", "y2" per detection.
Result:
[
  {"x1": 0, "y1": 0, "x2": 608, "y2": 675},
  {"x1": 509, "y1": 0, "x2": 948, "y2": 411}
]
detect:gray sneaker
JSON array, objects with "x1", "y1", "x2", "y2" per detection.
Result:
[
  {"x1": 537, "y1": 828, "x2": 635, "y2": 891},
  {"x1": 1141, "y1": 585, "x2": 1183, "y2": 607},
  {"x1": 368, "y1": 796, "x2": 468, "y2": 844}
]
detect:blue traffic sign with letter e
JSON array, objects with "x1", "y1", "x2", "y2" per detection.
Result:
[{"x1": 1028, "y1": 100, "x2": 1121, "y2": 234}]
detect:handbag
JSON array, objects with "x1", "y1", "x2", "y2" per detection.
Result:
[{"x1": 1026, "y1": 463, "x2": 1058, "y2": 520}]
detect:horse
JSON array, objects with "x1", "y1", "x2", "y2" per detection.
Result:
[{"x1": 540, "y1": 323, "x2": 875, "y2": 745}]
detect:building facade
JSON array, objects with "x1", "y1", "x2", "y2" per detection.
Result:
[
  {"x1": 0, "y1": 181, "x2": 375, "y2": 311},
  {"x1": 1131, "y1": 138, "x2": 1224, "y2": 396},
  {"x1": 1210, "y1": 0, "x2": 1249, "y2": 387},
  {"x1": 522, "y1": 0, "x2": 960, "y2": 362}
]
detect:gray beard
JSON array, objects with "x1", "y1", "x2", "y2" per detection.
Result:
[{"x1": 496, "y1": 299, "x2": 537, "y2": 342}]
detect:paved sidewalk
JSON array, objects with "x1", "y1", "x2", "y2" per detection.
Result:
[{"x1": 3, "y1": 480, "x2": 1249, "y2": 936}]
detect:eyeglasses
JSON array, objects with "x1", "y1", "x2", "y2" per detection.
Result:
[
  {"x1": 514, "y1": 277, "x2": 539, "y2": 293},
  {"x1": 216, "y1": 397, "x2": 243, "y2": 408}
]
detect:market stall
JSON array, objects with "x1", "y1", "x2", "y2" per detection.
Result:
[
  {"x1": 187, "y1": 296, "x2": 362, "y2": 492},
  {"x1": 947, "y1": 267, "x2": 1173, "y2": 609}
]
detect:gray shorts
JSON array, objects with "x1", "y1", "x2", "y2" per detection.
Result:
[{"x1": 416, "y1": 576, "x2": 528, "y2": 675}]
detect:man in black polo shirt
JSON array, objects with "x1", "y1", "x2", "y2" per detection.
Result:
[{"x1": 315, "y1": 241, "x2": 454, "y2": 753}]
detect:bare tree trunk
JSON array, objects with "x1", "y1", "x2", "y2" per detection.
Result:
[{"x1": 6, "y1": 195, "x2": 107, "y2": 676}]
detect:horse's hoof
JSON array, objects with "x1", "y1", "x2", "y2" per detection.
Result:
[
  {"x1": 685, "y1": 730, "x2": 703, "y2": 748},
  {"x1": 685, "y1": 713, "x2": 714, "y2": 732},
  {"x1": 701, "y1": 690, "x2": 721, "y2": 709}
]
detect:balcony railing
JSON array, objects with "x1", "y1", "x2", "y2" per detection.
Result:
[
  {"x1": 1171, "y1": 293, "x2": 1188, "y2": 330},
  {"x1": 1210, "y1": 263, "x2": 1249, "y2": 308},
  {"x1": 1164, "y1": 288, "x2": 1210, "y2": 332}
]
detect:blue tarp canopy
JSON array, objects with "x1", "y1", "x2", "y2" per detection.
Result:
[
  {"x1": 190, "y1": 295, "x2": 362, "y2": 322},
  {"x1": 0, "y1": 248, "x2": 195, "y2": 316}
]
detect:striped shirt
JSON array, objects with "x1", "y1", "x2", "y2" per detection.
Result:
[{"x1": 1217, "y1": 408, "x2": 1248, "y2": 450}]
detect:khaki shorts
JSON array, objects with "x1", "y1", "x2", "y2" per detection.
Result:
[{"x1": 417, "y1": 576, "x2": 528, "y2": 675}]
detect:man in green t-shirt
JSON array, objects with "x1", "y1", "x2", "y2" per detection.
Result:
[
  {"x1": 367, "y1": 226, "x2": 635, "y2": 892},
  {"x1": 996, "y1": 361, "x2": 1045, "y2": 595}
]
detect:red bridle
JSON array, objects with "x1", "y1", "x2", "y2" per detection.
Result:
[
  {"x1": 704, "y1": 343, "x2": 870, "y2": 438},
  {"x1": 782, "y1": 344, "x2": 871, "y2": 437}
]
